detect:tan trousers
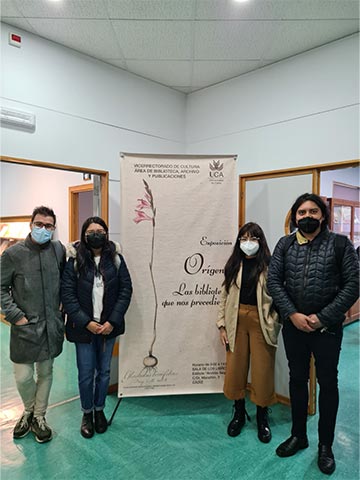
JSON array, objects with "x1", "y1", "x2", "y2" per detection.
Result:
[
  {"x1": 13, "y1": 359, "x2": 54, "y2": 417},
  {"x1": 223, "y1": 304, "x2": 276, "y2": 407}
]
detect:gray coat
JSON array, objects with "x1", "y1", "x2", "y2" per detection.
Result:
[{"x1": 0, "y1": 235, "x2": 65, "y2": 363}]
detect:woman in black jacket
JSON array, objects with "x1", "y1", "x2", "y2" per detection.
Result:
[{"x1": 61, "y1": 217, "x2": 132, "y2": 439}]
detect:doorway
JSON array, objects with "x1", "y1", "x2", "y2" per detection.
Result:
[
  {"x1": 239, "y1": 158, "x2": 359, "y2": 414},
  {"x1": 69, "y1": 184, "x2": 94, "y2": 242},
  {"x1": 0, "y1": 156, "x2": 109, "y2": 244}
]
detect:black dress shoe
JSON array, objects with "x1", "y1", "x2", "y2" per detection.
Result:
[
  {"x1": 94, "y1": 410, "x2": 108, "y2": 434},
  {"x1": 80, "y1": 412, "x2": 94, "y2": 439},
  {"x1": 276, "y1": 436, "x2": 309, "y2": 457},
  {"x1": 318, "y1": 444, "x2": 336, "y2": 475}
]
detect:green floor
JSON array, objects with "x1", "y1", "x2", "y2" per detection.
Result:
[{"x1": 1, "y1": 322, "x2": 359, "y2": 480}]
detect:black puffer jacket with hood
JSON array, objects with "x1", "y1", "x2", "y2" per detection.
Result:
[
  {"x1": 268, "y1": 229, "x2": 359, "y2": 330},
  {"x1": 61, "y1": 241, "x2": 132, "y2": 343}
]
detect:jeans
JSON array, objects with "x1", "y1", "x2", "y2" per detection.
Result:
[
  {"x1": 75, "y1": 336, "x2": 116, "y2": 413},
  {"x1": 13, "y1": 359, "x2": 54, "y2": 417},
  {"x1": 283, "y1": 320, "x2": 343, "y2": 446}
]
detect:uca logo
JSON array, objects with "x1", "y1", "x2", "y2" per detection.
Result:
[{"x1": 209, "y1": 159, "x2": 224, "y2": 180}]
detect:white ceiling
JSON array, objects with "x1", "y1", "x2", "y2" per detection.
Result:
[{"x1": 1, "y1": 0, "x2": 359, "y2": 93}]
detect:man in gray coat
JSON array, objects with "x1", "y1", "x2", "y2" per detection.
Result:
[{"x1": 0, "y1": 206, "x2": 65, "y2": 443}]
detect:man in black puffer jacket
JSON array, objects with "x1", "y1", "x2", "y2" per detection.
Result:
[{"x1": 268, "y1": 193, "x2": 359, "y2": 476}]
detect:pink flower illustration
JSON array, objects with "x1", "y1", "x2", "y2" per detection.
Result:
[
  {"x1": 133, "y1": 180, "x2": 158, "y2": 368},
  {"x1": 135, "y1": 198, "x2": 151, "y2": 210},
  {"x1": 133, "y1": 210, "x2": 152, "y2": 224}
]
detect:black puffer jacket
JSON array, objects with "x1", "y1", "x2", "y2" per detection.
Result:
[
  {"x1": 61, "y1": 243, "x2": 132, "y2": 343},
  {"x1": 268, "y1": 229, "x2": 359, "y2": 329}
]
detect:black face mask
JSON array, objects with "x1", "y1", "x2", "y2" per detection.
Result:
[
  {"x1": 298, "y1": 217, "x2": 321, "y2": 234},
  {"x1": 86, "y1": 233, "x2": 107, "y2": 249}
]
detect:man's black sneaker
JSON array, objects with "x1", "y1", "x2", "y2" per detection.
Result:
[
  {"x1": 13, "y1": 411, "x2": 33, "y2": 439},
  {"x1": 31, "y1": 416, "x2": 53, "y2": 443}
]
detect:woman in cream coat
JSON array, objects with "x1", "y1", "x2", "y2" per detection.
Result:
[{"x1": 217, "y1": 222, "x2": 281, "y2": 443}]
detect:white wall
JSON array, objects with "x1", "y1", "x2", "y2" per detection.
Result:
[
  {"x1": 185, "y1": 34, "x2": 360, "y2": 174},
  {"x1": 1, "y1": 23, "x2": 186, "y2": 240},
  {"x1": 2, "y1": 25, "x2": 358, "y2": 211}
]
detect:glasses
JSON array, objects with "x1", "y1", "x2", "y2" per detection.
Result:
[
  {"x1": 85, "y1": 229, "x2": 106, "y2": 236},
  {"x1": 239, "y1": 236, "x2": 259, "y2": 242},
  {"x1": 32, "y1": 221, "x2": 56, "y2": 231}
]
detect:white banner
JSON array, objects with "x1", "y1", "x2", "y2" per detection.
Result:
[{"x1": 118, "y1": 154, "x2": 237, "y2": 397}]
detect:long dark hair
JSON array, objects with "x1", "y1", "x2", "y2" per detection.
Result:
[
  {"x1": 290, "y1": 193, "x2": 329, "y2": 230},
  {"x1": 223, "y1": 222, "x2": 270, "y2": 293},
  {"x1": 76, "y1": 216, "x2": 114, "y2": 275}
]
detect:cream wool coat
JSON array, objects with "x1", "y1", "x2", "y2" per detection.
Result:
[{"x1": 216, "y1": 267, "x2": 281, "y2": 352}]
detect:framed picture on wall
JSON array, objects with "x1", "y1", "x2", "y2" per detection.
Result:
[{"x1": 0, "y1": 216, "x2": 31, "y2": 255}]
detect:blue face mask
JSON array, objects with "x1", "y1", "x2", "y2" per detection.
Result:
[{"x1": 31, "y1": 226, "x2": 53, "y2": 244}]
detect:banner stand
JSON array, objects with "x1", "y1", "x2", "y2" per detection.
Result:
[
  {"x1": 118, "y1": 154, "x2": 238, "y2": 398},
  {"x1": 108, "y1": 397, "x2": 123, "y2": 426}
]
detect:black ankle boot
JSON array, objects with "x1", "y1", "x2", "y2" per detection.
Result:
[
  {"x1": 94, "y1": 410, "x2": 108, "y2": 434},
  {"x1": 256, "y1": 406, "x2": 272, "y2": 443},
  {"x1": 227, "y1": 399, "x2": 250, "y2": 437},
  {"x1": 81, "y1": 412, "x2": 94, "y2": 439}
]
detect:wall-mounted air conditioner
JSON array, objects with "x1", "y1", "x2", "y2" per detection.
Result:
[{"x1": 0, "y1": 107, "x2": 36, "y2": 130}]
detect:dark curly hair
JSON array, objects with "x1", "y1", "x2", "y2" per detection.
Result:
[{"x1": 31, "y1": 206, "x2": 56, "y2": 225}]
